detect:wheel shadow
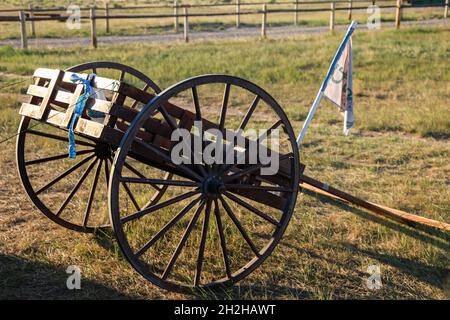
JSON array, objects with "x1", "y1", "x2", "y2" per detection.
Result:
[{"x1": 0, "y1": 253, "x2": 134, "y2": 299}]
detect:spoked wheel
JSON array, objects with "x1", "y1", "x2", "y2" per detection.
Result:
[
  {"x1": 110, "y1": 75, "x2": 300, "y2": 292},
  {"x1": 16, "y1": 61, "x2": 170, "y2": 233}
]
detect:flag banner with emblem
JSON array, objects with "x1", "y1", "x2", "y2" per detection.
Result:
[{"x1": 323, "y1": 38, "x2": 354, "y2": 135}]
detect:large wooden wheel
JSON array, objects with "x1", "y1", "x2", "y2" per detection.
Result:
[
  {"x1": 16, "y1": 61, "x2": 170, "y2": 233},
  {"x1": 109, "y1": 75, "x2": 300, "y2": 292}
]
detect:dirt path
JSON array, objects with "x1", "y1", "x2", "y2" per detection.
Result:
[{"x1": 0, "y1": 19, "x2": 446, "y2": 49}]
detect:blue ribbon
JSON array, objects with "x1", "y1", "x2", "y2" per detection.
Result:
[{"x1": 68, "y1": 74, "x2": 93, "y2": 159}]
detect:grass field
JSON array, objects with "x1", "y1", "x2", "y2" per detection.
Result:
[{"x1": 0, "y1": 25, "x2": 449, "y2": 299}]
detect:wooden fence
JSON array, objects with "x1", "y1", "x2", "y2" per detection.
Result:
[{"x1": 1, "y1": 0, "x2": 447, "y2": 49}]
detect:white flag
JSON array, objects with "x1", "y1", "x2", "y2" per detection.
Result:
[{"x1": 323, "y1": 38, "x2": 354, "y2": 135}]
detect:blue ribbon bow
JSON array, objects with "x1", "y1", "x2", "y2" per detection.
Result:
[{"x1": 68, "y1": 73, "x2": 94, "y2": 159}]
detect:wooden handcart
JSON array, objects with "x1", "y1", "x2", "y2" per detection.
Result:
[{"x1": 16, "y1": 62, "x2": 449, "y2": 293}]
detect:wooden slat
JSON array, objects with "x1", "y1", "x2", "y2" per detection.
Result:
[
  {"x1": 27, "y1": 84, "x2": 73, "y2": 105},
  {"x1": 103, "y1": 84, "x2": 125, "y2": 128},
  {"x1": 62, "y1": 71, "x2": 121, "y2": 92},
  {"x1": 120, "y1": 83, "x2": 186, "y2": 119},
  {"x1": 74, "y1": 118, "x2": 122, "y2": 145},
  {"x1": 33, "y1": 68, "x2": 60, "y2": 80},
  {"x1": 61, "y1": 83, "x2": 84, "y2": 128},
  {"x1": 36, "y1": 69, "x2": 64, "y2": 120},
  {"x1": 19, "y1": 102, "x2": 66, "y2": 127},
  {"x1": 19, "y1": 102, "x2": 42, "y2": 120},
  {"x1": 75, "y1": 118, "x2": 105, "y2": 139},
  {"x1": 89, "y1": 98, "x2": 114, "y2": 114},
  {"x1": 231, "y1": 188, "x2": 286, "y2": 210},
  {"x1": 45, "y1": 109, "x2": 66, "y2": 127}
]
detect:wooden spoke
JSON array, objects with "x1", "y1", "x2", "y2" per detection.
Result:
[
  {"x1": 121, "y1": 181, "x2": 141, "y2": 212},
  {"x1": 158, "y1": 105, "x2": 178, "y2": 130},
  {"x1": 239, "y1": 95, "x2": 260, "y2": 131},
  {"x1": 194, "y1": 200, "x2": 212, "y2": 286},
  {"x1": 142, "y1": 83, "x2": 150, "y2": 92},
  {"x1": 225, "y1": 184, "x2": 292, "y2": 193},
  {"x1": 213, "y1": 199, "x2": 232, "y2": 279},
  {"x1": 120, "y1": 177, "x2": 199, "y2": 187},
  {"x1": 56, "y1": 157, "x2": 98, "y2": 216},
  {"x1": 27, "y1": 129, "x2": 96, "y2": 147},
  {"x1": 257, "y1": 120, "x2": 283, "y2": 144},
  {"x1": 191, "y1": 86, "x2": 201, "y2": 120},
  {"x1": 224, "y1": 191, "x2": 280, "y2": 226},
  {"x1": 134, "y1": 139, "x2": 202, "y2": 182},
  {"x1": 219, "y1": 84, "x2": 231, "y2": 132},
  {"x1": 219, "y1": 196, "x2": 260, "y2": 257},
  {"x1": 217, "y1": 95, "x2": 261, "y2": 174},
  {"x1": 189, "y1": 86, "x2": 209, "y2": 177},
  {"x1": 121, "y1": 189, "x2": 200, "y2": 224},
  {"x1": 36, "y1": 154, "x2": 96, "y2": 195},
  {"x1": 162, "y1": 200, "x2": 206, "y2": 280},
  {"x1": 25, "y1": 149, "x2": 94, "y2": 166},
  {"x1": 104, "y1": 157, "x2": 110, "y2": 188},
  {"x1": 218, "y1": 112, "x2": 278, "y2": 177},
  {"x1": 119, "y1": 70, "x2": 125, "y2": 82},
  {"x1": 122, "y1": 161, "x2": 161, "y2": 191},
  {"x1": 83, "y1": 159, "x2": 103, "y2": 227},
  {"x1": 222, "y1": 162, "x2": 266, "y2": 183},
  {"x1": 135, "y1": 195, "x2": 203, "y2": 258},
  {"x1": 116, "y1": 157, "x2": 142, "y2": 212}
]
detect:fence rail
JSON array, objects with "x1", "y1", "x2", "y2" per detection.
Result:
[{"x1": 0, "y1": 0, "x2": 447, "y2": 49}]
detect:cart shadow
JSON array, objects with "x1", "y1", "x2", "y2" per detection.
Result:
[
  {"x1": 302, "y1": 188, "x2": 450, "y2": 250},
  {"x1": 277, "y1": 242, "x2": 446, "y2": 299},
  {"x1": 0, "y1": 253, "x2": 134, "y2": 299},
  {"x1": 330, "y1": 242, "x2": 449, "y2": 290},
  {"x1": 192, "y1": 282, "x2": 316, "y2": 300}
]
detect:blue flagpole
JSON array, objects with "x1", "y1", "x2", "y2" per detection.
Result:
[{"x1": 296, "y1": 21, "x2": 357, "y2": 147}]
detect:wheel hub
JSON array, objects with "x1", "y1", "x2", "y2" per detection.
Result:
[
  {"x1": 95, "y1": 143, "x2": 111, "y2": 160},
  {"x1": 202, "y1": 176, "x2": 225, "y2": 199}
]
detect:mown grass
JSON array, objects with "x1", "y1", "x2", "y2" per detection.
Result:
[{"x1": 0, "y1": 25, "x2": 448, "y2": 299}]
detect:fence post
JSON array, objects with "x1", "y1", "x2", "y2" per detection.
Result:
[
  {"x1": 174, "y1": 0, "x2": 179, "y2": 32},
  {"x1": 105, "y1": 2, "x2": 110, "y2": 33},
  {"x1": 19, "y1": 10, "x2": 28, "y2": 49},
  {"x1": 261, "y1": 4, "x2": 267, "y2": 38},
  {"x1": 236, "y1": 0, "x2": 240, "y2": 28},
  {"x1": 28, "y1": 3, "x2": 36, "y2": 37},
  {"x1": 294, "y1": 0, "x2": 299, "y2": 26},
  {"x1": 184, "y1": 7, "x2": 189, "y2": 43},
  {"x1": 445, "y1": 0, "x2": 448, "y2": 19},
  {"x1": 347, "y1": 0, "x2": 352, "y2": 20},
  {"x1": 330, "y1": 2, "x2": 335, "y2": 32},
  {"x1": 90, "y1": 8, "x2": 97, "y2": 49},
  {"x1": 395, "y1": 0, "x2": 401, "y2": 29}
]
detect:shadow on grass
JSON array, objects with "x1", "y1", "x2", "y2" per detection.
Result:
[
  {"x1": 302, "y1": 188, "x2": 450, "y2": 250},
  {"x1": 0, "y1": 253, "x2": 134, "y2": 299},
  {"x1": 336, "y1": 242, "x2": 449, "y2": 289},
  {"x1": 88, "y1": 189, "x2": 448, "y2": 299},
  {"x1": 191, "y1": 282, "x2": 315, "y2": 300}
]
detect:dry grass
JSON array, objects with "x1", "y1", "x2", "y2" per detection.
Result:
[{"x1": 0, "y1": 25, "x2": 448, "y2": 299}]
